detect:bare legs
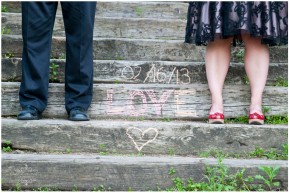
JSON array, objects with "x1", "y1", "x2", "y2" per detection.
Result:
[
  {"x1": 205, "y1": 34, "x2": 269, "y2": 116},
  {"x1": 242, "y1": 34, "x2": 269, "y2": 114},
  {"x1": 205, "y1": 37, "x2": 233, "y2": 114}
]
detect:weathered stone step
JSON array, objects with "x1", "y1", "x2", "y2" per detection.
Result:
[
  {"x1": 2, "y1": 1, "x2": 188, "y2": 19},
  {"x1": 1, "y1": 153, "x2": 288, "y2": 191},
  {"x1": 2, "y1": 82, "x2": 287, "y2": 119},
  {"x1": 2, "y1": 35, "x2": 288, "y2": 62},
  {"x1": 2, "y1": 58, "x2": 287, "y2": 86},
  {"x1": 2, "y1": 118, "x2": 287, "y2": 155},
  {"x1": 2, "y1": 13, "x2": 186, "y2": 39}
]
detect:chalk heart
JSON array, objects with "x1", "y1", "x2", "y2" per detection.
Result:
[{"x1": 126, "y1": 127, "x2": 159, "y2": 152}]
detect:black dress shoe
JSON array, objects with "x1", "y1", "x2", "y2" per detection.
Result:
[
  {"x1": 68, "y1": 107, "x2": 90, "y2": 121},
  {"x1": 17, "y1": 105, "x2": 42, "y2": 120}
]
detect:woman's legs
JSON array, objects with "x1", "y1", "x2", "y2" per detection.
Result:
[
  {"x1": 205, "y1": 37, "x2": 233, "y2": 114},
  {"x1": 242, "y1": 34, "x2": 269, "y2": 114}
]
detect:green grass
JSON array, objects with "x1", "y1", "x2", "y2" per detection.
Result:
[
  {"x1": 225, "y1": 115, "x2": 288, "y2": 125},
  {"x1": 166, "y1": 155, "x2": 282, "y2": 191},
  {"x1": 199, "y1": 144, "x2": 288, "y2": 160},
  {"x1": 1, "y1": 27, "x2": 11, "y2": 35},
  {"x1": 49, "y1": 63, "x2": 60, "y2": 82},
  {"x1": 135, "y1": 6, "x2": 144, "y2": 16},
  {"x1": 274, "y1": 77, "x2": 288, "y2": 87},
  {"x1": 2, "y1": 140, "x2": 13, "y2": 152},
  {"x1": 1, "y1": 5, "x2": 8, "y2": 12}
]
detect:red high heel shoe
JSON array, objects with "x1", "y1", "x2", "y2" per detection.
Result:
[
  {"x1": 249, "y1": 112, "x2": 264, "y2": 125},
  {"x1": 209, "y1": 112, "x2": 224, "y2": 124}
]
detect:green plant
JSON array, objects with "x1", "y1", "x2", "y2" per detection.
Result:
[
  {"x1": 65, "y1": 148, "x2": 72, "y2": 154},
  {"x1": 33, "y1": 187, "x2": 59, "y2": 191},
  {"x1": 265, "y1": 115, "x2": 288, "y2": 124},
  {"x1": 274, "y1": 77, "x2": 288, "y2": 87},
  {"x1": 166, "y1": 155, "x2": 262, "y2": 191},
  {"x1": 15, "y1": 182, "x2": 21, "y2": 191},
  {"x1": 225, "y1": 115, "x2": 248, "y2": 124},
  {"x1": 255, "y1": 166, "x2": 280, "y2": 191},
  {"x1": 1, "y1": 5, "x2": 8, "y2": 12},
  {"x1": 72, "y1": 185, "x2": 78, "y2": 191},
  {"x1": 249, "y1": 145, "x2": 288, "y2": 160},
  {"x1": 162, "y1": 117, "x2": 171, "y2": 122},
  {"x1": 98, "y1": 144, "x2": 109, "y2": 155},
  {"x1": 242, "y1": 75, "x2": 250, "y2": 85},
  {"x1": 1, "y1": 27, "x2": 11, "y2": 35},
  {"x1": 235, "y1": 49, "x2": 245, "y2": 62},
  {"x1": 168, "y1": 148, "x2": 175, "y2": 156},
  {"x1": 135, "y1": 6, "x2": 144, "y2": 16},
  {"x1": 115, "y1": 56, "x2": 124, "y2": 60},
  {"x1": 3, "y1": 52, "x2": 15, "y2": 58},
  {"x1": 2, "y1": 140, "x2": 12, "y2": 152},
  {"x1": 281, "y1": 143, "x2": 288, "y2": 160},
  {"x1": 225, "y1": 114, "x2": 288, "y2": 124},
  {"x1": 49, "y1": 63, "x2": 59, "y2": 82},
  {"x1": 262, "y1": 106, "x2": 271, "y2": 114},
  {"x1": 168, "y1": 167, "x2": 176, "y2": 176}
]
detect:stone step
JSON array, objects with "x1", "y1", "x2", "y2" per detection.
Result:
[
  {"x1": 2, "y1": 13, "x2": 186, "y2": 39},
  {"x1": 2, "y1": 1, "x2": 188, "y2": 19},
  {"x1": 1, "y1": 58, "x2": 287, "y2": 86},
  {"x1": 1, "y1": 153, "x2": 288, "y2": 191},
  {"x1": 2, "y1": 35, "x2": 288, "y2": 62},
  {"x1": 2, "y1": 118, "x2": 288, "y2": 155},
  {"x1": 2, "y1": 82, "x2": 287, "y2": 119}
]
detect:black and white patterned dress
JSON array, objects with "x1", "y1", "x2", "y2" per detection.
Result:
[{"x1": 185, "y1": 1, "x2": 288, "y2": 46}]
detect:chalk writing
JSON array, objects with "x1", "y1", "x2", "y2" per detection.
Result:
[
  {"x1": 126, "y1": 127, "x2": 159, "y2": 151},
  {"x1": 106, "y1": 88, "x2": 197, "y2": 117},
  {"x1": 121, "y1": 63, "x2": 191, "y2": 84}
]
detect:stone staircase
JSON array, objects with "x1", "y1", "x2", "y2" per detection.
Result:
[{"x1": 1, "y1": 1, "x2": 288, "y2": 191}]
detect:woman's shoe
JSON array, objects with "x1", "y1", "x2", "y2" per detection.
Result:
[
  {"x1": 209, "y1": 112, "x2": 224, "y2": 124},
  {"x1": 249, "y1": 112, "x2": 264, "y2": 125}
]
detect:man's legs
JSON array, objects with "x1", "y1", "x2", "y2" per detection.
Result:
[
  {"x1": 61, "y1": 2, "x2": 96, "y2": 119},
  {"x1": 18, "y1": 2, "x2": 58, "y2": 119}
]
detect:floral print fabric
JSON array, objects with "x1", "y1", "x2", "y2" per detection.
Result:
[{"x1": 185, "y1": 1, "x2": 288, "y2": 46}]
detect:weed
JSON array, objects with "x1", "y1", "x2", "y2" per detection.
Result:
[
  {"x1": 49, "y1": 63, "x2": 59, "y2": 82},
  {"x1": 262, "y1": 106, "x2": 271, "y2": 114},
  {"x1": 225, "y1": 114, "x2": 288, "y2": 124},
  {"x1": 243, "y1": 75, "x2": 250, "y2": 85},
  {"x1": 166, "y1": 155, "x2": 282, "y2": 191},
  {"x1": 3, "y1": 52, "x2": 15, "y2": 58},
  {"x1": 255, "y1": 166, "x2": 281, "y2": 191},
  {"x1": 2, "y1": 5, "x2": 8, "y2": 12},
  {"x1": 162, "y1": 117, "x2": 171, "y2": 122},
  {"x1": 72, "y1": 185, "x2": 78, "y2": 191},
  {"x1": 97, "y1": 144, "x2": 109, "y2": 155},
  {"x1": 265, "y1": 115, "x2": 288, "y2": 124},
  {"x1": 65, "y1": 148, "x2": 72, "y2": 154},
  {"x1": 135, "y1": 6, "x2": 144, "y2": 16},
  {"x1": 168, "y1": 148, "x2": 175, "y2": 156},
  {"x1": 1, "y1": 27, "x2": 11, "y2": 35},
  {"x1": 274, "y1": 77, "x2": 288, "y2": 87},
  {"x1": 168, "y1": 167, "x2": 176, "y2": 176},
  {"x1": 2, "y1": 140, "x2": 12, "y2": 152},
  {"x1": 199, "y1": 145, "x2": 288, "y2": 160},
  {"x1": 115, "y1": 56, "x2": 124, "y2": 60},
  {"x1": 15, "y1": 182, "x2": 21, "y2": 191},
  {"x1": 33, "y1": 187, "x2": 59, "y2": 191},
  {"x1": 235, "y1": 49, "x2": 245, "y2": 62},
  {"x1": 137, "y1": 152, "x2": 144, "y2": 156}
]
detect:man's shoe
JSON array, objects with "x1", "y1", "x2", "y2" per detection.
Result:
[
  {"x1": 68, "y1": 107, "x2": 90, "y2": 121},
  {"x1": 17, "y1": 105, "x2": 42, "y2": 120}
]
